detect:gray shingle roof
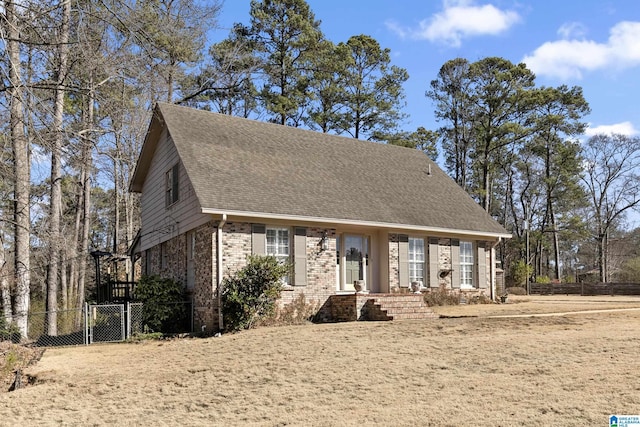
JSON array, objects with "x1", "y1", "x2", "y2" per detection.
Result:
[{"x1": 132, "y1": 103, "x2": 509, "y2": 237}]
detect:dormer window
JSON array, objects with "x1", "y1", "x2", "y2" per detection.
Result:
[{"x1": 165, "y1": 163, "x2": 179, "y2": 207}]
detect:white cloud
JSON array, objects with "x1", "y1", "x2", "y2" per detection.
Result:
[
  {"x1": 584, "y1": 121, "x2": 638, "y2": 137},
  {"x1": 557, "y1": 22, "x2": 587, "y2": 39},
  {"x1": 523, "y1": 21, "x2": 640, "y2": 80},
  {"x1": 386, "y1": 0, "x2": 521, "y2": 47}
]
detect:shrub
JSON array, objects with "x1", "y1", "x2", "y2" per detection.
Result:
[
  {"x1": 135, "y1": 276, "x2": 188, "y2": 333},
  {"x1": 506, "y1": 286, "x2": 527, "y2": 295},
  {"x1": 467, "y1": 294, "x2": 493, "y2": 304},
  {"x1": 423, "y1": 286, "x2": 461, "y2": 307},
  {"x1": 257, "y1": 293, "x2": 319, "y2": 327},
  {"x1": 0, "y1": 314, "x2": 21, "y2": 343},
  {"x1": 510, "y1": 259, "x2": 532, "y2": 287},
  {"x1": 535, "y1": 275, "x2": 551, "y2": 284},
  {"x1": 222, "y1": 255, "x2": 289, "y2": 332}
]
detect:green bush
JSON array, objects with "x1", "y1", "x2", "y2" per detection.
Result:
[
  {"x1": 222, "y1": 255, "x2": 289, "y2": 332},
  {"x1": 535, "y1": 275, "x2": 551, "y2": 284},
  {"x1": 0, "y1": 314, "x2": 21, "y2": 343},
  {"x1": 135, "y1": 276, "x2": 188, "y2": 333},
  {"x1": 510, "y1": 259, "x2": 532, "y2": 287}
]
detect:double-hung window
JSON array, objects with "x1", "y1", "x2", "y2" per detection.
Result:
[
  {"x1": 266, "y1": 227, "x2": 290, "y2": 284},
  {"x1": 460, "y1": 241, "x2": 474, "y2": 288},
  {"x1": 408, "y1": 237, "x2": 425, "y2": 285}
]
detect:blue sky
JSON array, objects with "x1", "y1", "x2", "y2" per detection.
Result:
[{"x1": 213, "y1": 0, "x2": 640, "y2": 138}]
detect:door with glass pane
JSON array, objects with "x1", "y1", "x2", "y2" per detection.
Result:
[{"x1": 340, "y1": 235, "x2": 370, "y2": 291}]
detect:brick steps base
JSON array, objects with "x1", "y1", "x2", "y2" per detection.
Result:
[{"x1": 361, "y1": 294, "x2": 438, "y2": 321}]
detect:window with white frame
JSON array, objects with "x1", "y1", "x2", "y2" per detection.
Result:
[
  {"x1": 460, "y1": 241, "x2": 474, "y2": 288},
  {"x1": 408, "y1": 237, "x2": 425, "y2": 284},
  {"x1": 266, "y1": 227, "x2": 290, "y2": 284}
]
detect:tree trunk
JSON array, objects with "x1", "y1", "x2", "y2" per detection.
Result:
[
  {"x1": 0, "y1": 236, "x2": 11, "y2": 324},
  {"x1": 77, "y1": 80, "x2": 94, "y2": 317},
  {"x1": 8, "y1": 0, "x2": 31, "y2": 338},
  {"x1": 46, "y1": 0, "x2": 71, "y2": 336}
]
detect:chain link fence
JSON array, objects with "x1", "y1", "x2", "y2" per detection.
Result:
[
  {"x1": 22, "y1": 301, "x2": 193, "y2": 347},
  {"x1": 28, "y1": 308, "x2": 87, "y2": 346}
]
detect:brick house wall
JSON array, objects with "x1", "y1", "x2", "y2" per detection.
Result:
[
  {"x1": 387, "y1": 235, "x2": 488, "y2": 291},
  {"x1": 142, "y1": 222, "x2": 494, "y2": 332}
]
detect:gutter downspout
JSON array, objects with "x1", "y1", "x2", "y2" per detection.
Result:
[
  {"x1": 490, "y1": 238, "x2": 501, "y2": 301},
  {"x1": 217, "y1": 214, "x2": 227, "y2": 332}
]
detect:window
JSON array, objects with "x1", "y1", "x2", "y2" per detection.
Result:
[
  {"x1": 408, "y1": 237, "x2": 425, "y2": 284},
  {"x1": 165, "y1": 163, "x2": 179, "y2": 206},
  {"x1": 266, "y1": 227, "x2": 290, "y2": 284},
  {"x1": 460, "y1": 241, "x2": 474, "y2": 288}
]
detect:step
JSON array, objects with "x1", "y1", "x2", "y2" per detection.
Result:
[
  {"x1": 375, "y1": 301, "x2": 427, "y2": 308},
  {"x1": 382, "y1": 306, "x2": 435, "y2": 315},
  {"x1": 388, "y1": 312, "x2": 439, "y2": 320},
  {"x1": 373, "y1": 295, "x2": 424, "y2": 303}
]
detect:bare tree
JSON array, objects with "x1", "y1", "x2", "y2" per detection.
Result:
[
  {"x1": 4, "y1": 0, "x2": 32, "y2": 337},
  {"x1": 581, "y1": 134, "x2": 640, "y2": 282},
  {"x1": 45, "y1": 0, "x2": 71, "y2": 335}
]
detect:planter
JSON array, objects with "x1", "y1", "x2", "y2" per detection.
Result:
[
  {"x1": 500, "y1": 295, "x2": 508, "y2": 303},
  {"x1": 354, "y1": 280, "x2": 365, "y2": 292},
  {"x1": 410, "y1": 281, "x2": 423, "y2": 294}
]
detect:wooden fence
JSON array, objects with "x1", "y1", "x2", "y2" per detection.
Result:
[{"x1": 529, "y1": 282, "x2": 640, "y2": 296}]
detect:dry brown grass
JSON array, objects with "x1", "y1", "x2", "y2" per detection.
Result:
[{"x1": 2, "y1": 296, "x2": 640, "y2": 426}]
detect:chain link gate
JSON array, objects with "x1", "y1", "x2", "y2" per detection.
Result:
[{"x1": 87, "y1": 304, "x2": 125, "y2": 343}]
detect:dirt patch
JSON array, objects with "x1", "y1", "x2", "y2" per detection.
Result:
[{"x1": 0, "y1": 342, "x2": 44, "y2": 392}]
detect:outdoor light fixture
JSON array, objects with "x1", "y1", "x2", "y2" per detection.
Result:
[{"x1": 321, "y1": 231, "x2": 329, "y2": 251}]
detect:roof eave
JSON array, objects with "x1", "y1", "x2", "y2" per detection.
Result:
[{"x1": 201, "y1": 207, "x2": 511, "y2": 239}]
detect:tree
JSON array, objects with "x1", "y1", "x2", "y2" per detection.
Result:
[
  {"x1": 466, "y1": 58, "x2": 535, "y2": 212},
  {"x1": 427, "y1": 58, "x2": 473, "y2": 190},
  {"x1": 4, "y1": 0, "x2": 32, "y2": 337},
  {"x1": 45, "y1": 0, "x2": 71, "y2": 335},
  {"x1": 581, "y1": 134, "x2": 640, "y2": 282},
  {"x1": 428, "y1": 58, "x2": 535, "y2": 211},
  {"x1": 379, "y1": 127, "x2": 439, "y2": 161},
  {"x1": 246, "y1": 0, "x2": 324, "y2": 126},
  {"x1": 338, "y1": 35, "x2": 408, "y2": 140},
  {"x1": 305, "y1": 40, "x2": 350, "y2": 133},
  {"x1": 524, "y1": 85, "x2": 589, "y2": 280},
  {"x1": 128, "y1": 0, "x2": 221, "y2": 103},
  {"x1": 183, "y1": 25, "x2": 260, "y2": 116}
]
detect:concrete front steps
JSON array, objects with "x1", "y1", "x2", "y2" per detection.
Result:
[{"x1": 362, "y1": 294, "x2": 439, "y2": 321}]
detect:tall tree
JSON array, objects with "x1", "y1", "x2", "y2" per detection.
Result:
[
  {"x1": 581, "y1": 134, "x2": 640, "y2": 282},
  {"x1": 525, "y1": 85, "x2": 589, "y2": 280},
  {"x1": 183, "y1": 25, "x2": 260, "y2": 116},
  {"x1": 379, "y1": 127, "x2": 439, "y2": 161},
  {"x1": 305, "y1": 40, "x2": 350, "y2": 133},
  {"x1": 466, "y1": 57, "x2": 535, "y2": 211},
  {"x1": 339, "y1": 34, "x2": 408, "y2": 140},
  {"x1": 246, "y1": 0, "x2": 324, "y2": 126},
  {"x1": 129, "y1": 0, "x2": 221, "y2": 103},
  {"x1": 46, "y1": 0, "x2": 71, "y2": 335},
  {"x1": 4, "y1": 0, "x2": 32, "y2": 337},
  {"x1": 427, "y1": 58, "x2": 473, "y2": 190}
]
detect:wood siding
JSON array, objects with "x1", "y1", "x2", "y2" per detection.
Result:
[{"x1": 139, "y1": 128, "x2": 210, "y2": 251}]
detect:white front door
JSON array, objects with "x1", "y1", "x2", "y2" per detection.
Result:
[{"x1": 337, "y1": 234, "x2": 368, "y2": 291}]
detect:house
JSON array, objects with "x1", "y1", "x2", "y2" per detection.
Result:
[{"x1": 129, "y1": 103, "x2": 510, "y2": 331}]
